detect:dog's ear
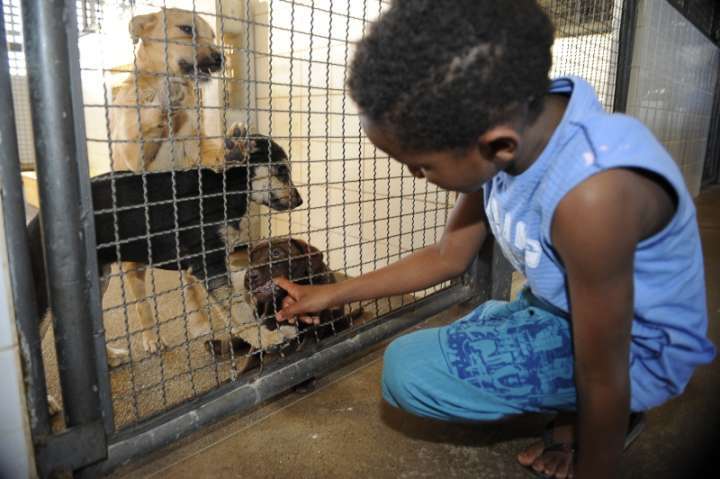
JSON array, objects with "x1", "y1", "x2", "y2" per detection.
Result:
[{"x1": 129, "y1": 12, "x2": 159, "y2": 44}]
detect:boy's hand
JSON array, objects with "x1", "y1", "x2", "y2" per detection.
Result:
[{"x1": 273, "y1": 277, "x2": 341, "y2": 325}]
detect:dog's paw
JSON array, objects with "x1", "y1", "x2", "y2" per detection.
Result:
[
  {"x1": 224, "y1": 122, "x2": 257, "y2": 163},
  {"x1": 142, "y1": 331, "x2": 167, "y2": 354},
  {"x1": 277, "y1": 325, "x2": 299, "y2": 340},
  {"x1": 259, "y1": 324, "x2": 298, "y2": 348},
  {"x1": 227, "y1": 122, "x2": 248, "y2": 138},
  {"x1": 106, "y1": 344, "x2": 130, "y2": 368},
  {"x1": 47, "y1": 394, "x2": 62, "y2": 417}
]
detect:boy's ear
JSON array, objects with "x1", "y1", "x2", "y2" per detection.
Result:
[
  {"x1": 479, "y1": 125, "x2": 520, "y2": 163},
  {"x1": 129, "y1": 12, "x2": 159, "y2": 44}
]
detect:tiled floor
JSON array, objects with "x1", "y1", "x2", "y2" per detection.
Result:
[{"x1": 110, "y1": 187, "x2": 720, "y2": 479}]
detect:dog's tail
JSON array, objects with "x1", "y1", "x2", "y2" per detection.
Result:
[{"x1": 27, "y1": 214, "x2": 50, "y2": 321}]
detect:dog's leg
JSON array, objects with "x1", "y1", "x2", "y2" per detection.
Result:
[
  {"x1": 201, "y1": 284, "x2": 257, "y2": 372},
  {"x1": 39, "y1": 315, "x2": 65, "y2": 417},
  {"x1": 183, "y1": 270, "x2": 212, "y2": 339},
  {"x1": 100, "y1": 265, "x2": 131, "y2": 368},
  {"x1": 47, "y1": 394, "x2": 62, "y2": 417},
  {"x1": 124, "y1": 262, "x2": 166, "y2": 353}
]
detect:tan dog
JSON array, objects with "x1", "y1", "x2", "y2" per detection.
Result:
[
  {"x1": 107, "y1": 8, "x2": 246, "y2": 361},
  {"x1": 110, "y1": 7, "x2": 226, "y2": 173}
]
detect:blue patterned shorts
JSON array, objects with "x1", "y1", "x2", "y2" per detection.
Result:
[{"x1": 381, "y1": 289, "x2": 577, "y2": 421}]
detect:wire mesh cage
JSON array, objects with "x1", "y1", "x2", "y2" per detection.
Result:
[
  {"x1": 10, "y1": 0, "x2": 627, "y2": 439},
  {"x1": 39, "y1": 0, "x2": 463, "y2": 432},
  {"x1": 2, "y1": 0, "x2": 34, "y2": 168}
]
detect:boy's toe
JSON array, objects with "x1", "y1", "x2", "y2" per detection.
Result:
[
  {"x1": 556, "y1": 458, "x2": 572, "y2": 479},
  {"x1": 538, "y1": 453, "x2": 562, "y2": 476},
  {"x1": 517, "y1": 440, "x2": 544, "y2": 466}
]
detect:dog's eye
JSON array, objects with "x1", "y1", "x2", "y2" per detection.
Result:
[
  {"x1": 178, "y1": 25, "x2": 194, "y2": 35},
  {"x1": 270, "y1": 249, "x2": 283, "y2": 259}
]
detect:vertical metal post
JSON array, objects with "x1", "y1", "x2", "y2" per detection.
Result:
[
  {"x1": 0, "y1": 0, "x2": 51, "y2": 442},
  {"x1": 490, "y1": 244, "x2": 514, "y2": 301},
  {"x1": 613, "y1": 0, "x2": 638, "y2": 113},
  {"x1": 470, "y1": 236, "x2": 513, "y2": 302},
  {"x1": 21, "y1": 0, "x2": 103, "y2": 431},
  {"x1": 63, "y1": 0, "x2": 115, "y2": 437},
  {"x1": 702, "y1": 72, "x2": 720, "y2": 187}
]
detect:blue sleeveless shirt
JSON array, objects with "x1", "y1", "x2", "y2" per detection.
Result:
[{"x1": 483, "y1": 76, "x2": 716, "y2": 410}]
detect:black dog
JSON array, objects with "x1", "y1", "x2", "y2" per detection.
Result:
[{"x1": 30, "y1": 133, "x2": 303, "y2": 367}]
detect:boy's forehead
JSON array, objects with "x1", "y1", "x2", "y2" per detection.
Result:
[
  {"x1": 360, "y1": 115, "x2": 402, "y2": 156},
  {"x1": 361, "y1": 116, "x2": 446, "y2": 166}
]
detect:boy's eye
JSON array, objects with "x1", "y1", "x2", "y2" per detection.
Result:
[{"x1": 178, "y1": 25, "x2": 193, "y2": 35}]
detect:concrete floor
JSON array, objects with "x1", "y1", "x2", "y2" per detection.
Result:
[{"x1": 107, "y1": 186, "x2": 720, "y2": 479}]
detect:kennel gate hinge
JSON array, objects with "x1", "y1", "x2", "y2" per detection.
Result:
[{"x1": 35, "y1": 420, "x2": 107, "y2": 477}]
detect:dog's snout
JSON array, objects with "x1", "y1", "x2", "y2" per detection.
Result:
[
  {"x1": 290, "y1": 189, "x2": 303, "y2": 208},
  {"x1": 248, "y1": 269, "x2": 261, "y2": 284}
]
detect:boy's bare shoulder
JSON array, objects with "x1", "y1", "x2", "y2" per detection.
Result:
[{"x1": 551, "y1": 168, "x2": 676, "y2": 265}]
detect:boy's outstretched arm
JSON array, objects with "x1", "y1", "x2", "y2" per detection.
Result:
[
  {"x1": 276, "y1": 190, "x2": 488, "y2": 322},
  {"x1": 552, "y1": 168, "x2": 674, "y2": 479}
]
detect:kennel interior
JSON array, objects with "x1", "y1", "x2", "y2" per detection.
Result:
[{"x1": 0, "y1": 0, "x2": 718, "y2": 476}]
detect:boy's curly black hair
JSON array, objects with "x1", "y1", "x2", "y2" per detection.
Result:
[{"x1": 348, "y1": 0, "x2": 555, "y2": 151}]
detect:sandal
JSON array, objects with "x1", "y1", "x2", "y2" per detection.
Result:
[{"x1": 525, "y1": 412, "x2": 646, "y2": 478}]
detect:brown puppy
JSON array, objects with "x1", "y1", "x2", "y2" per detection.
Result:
[
  {"x1": 245, "y1": 238, "x2": 345, "y2": 335},
  {"x1": 207, "y1": 238, "x2": 358, "y2": 359}
]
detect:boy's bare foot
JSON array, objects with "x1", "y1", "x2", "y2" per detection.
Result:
[{"x1": 517, "y1": 412, "x2": 576, "y2": 479}]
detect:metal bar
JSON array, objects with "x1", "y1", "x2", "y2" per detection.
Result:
[
  {"x1": 613, "y1": 0, "x2": 638, "y2": 113},
  {"x1": 702, "y1": 71, "x2": 720, "y2": 187},
  {"x1": 491, "y1": 244, "x2": 514, "y2": 301},
  {"x1": 471, "y1": 236, "x2": 514, "y2": 301},
  {"x1": 21, "y1": 0, "x2": 104, "y2": 436},
  {"x1": 63, "y1": 0, "x2": 115, "y2": 437},
  {"x1": 98, "y1": 282, "x2": 477, "y2": 475},
  {"x1": 0, "y1": 0, "x2": 51, "y2": 444},
  {"x1": 35, "y1": 421, "x2": 106, "y2": 477},
  {"x1": 467, "y1": 238, "x2": 492, "y2": 300}
]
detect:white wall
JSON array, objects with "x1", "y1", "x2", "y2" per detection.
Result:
[{"x1": 0, "y1": 194, "x2": 36, "y2": 478}]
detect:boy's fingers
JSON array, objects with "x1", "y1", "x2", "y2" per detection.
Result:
[
  {"x1": 298, "y1": 315, "x2": 320, "y2": 325},
  {"x1": 278, "y1": 301, "x2": 305, "y2": 321},
  {"x1": 273, "y1": 277, "x2": 298, "y2": 296}
]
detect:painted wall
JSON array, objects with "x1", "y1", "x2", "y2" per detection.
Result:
[{"x1": 0, "y1": 193, "x2": 36, "y2": 478}]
